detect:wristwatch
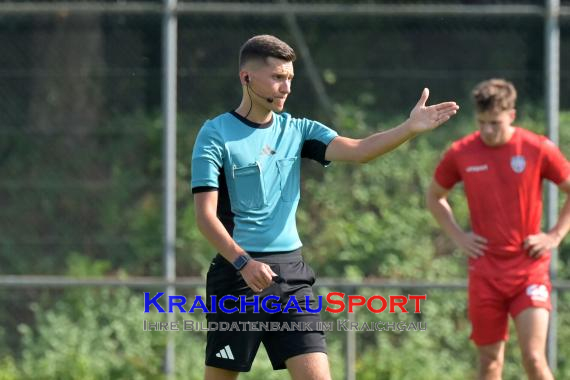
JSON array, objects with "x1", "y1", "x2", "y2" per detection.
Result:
[{"x1": 232, "y1": 254, "x2": 251, "y2": 271}]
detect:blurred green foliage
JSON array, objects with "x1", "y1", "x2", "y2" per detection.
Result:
[
  {"x1": 1, "y1": 10, "x2": 570, "y2": 378},
  {"x1": 1, "y1": 108, "x2": 570, "y2": 379},
  {"x1": 2, "y1": 286, "x2": 570, "y2": 379}
]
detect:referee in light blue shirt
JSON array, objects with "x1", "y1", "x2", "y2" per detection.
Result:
[{"x1": 191, "y1": 34, "x2": 459, "y2": 380}]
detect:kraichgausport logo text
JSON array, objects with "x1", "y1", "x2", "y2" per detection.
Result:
[{"x1": 144, "y1": 292, "x2": 427, "y2": 314}]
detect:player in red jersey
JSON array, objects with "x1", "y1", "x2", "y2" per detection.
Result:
[{"x1": 427, "y1": 79, "x2": 570, "y2": 380}]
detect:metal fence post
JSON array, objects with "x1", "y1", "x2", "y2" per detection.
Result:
[
  {"x1": 545, "y1": 0, "x2": 560, "y2": 373},
  {"x1": 162, "y1": 0, "x2": 178, "y2": 377}
]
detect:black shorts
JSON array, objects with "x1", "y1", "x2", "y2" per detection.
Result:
[{"x1": 205, "y1": 249, "x2": 326, "y2": 371}]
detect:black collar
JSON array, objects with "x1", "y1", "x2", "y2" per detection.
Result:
[{"x1": 230, "y1": 111, "x2": 272, "y2": 129}]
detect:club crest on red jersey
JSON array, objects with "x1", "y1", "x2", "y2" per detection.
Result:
[{"x1": 510, "y1": 155, "x2": 526, "y2": 173}]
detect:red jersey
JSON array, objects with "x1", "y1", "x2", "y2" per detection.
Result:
[{"x1": 434, "y1": 127, "x2": 570, "y2": 277}]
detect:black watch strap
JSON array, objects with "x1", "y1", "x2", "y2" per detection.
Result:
[{"x1": 232, "y1": 254, "x2": 251, "y2": 271}]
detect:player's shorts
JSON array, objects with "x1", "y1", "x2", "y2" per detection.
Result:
[
  {"x1": 204, "y1": 249, "x2": 326, "y2": 372},
  {"x1": 468, "y1": 270, "x2": 551, "y2": 346}
]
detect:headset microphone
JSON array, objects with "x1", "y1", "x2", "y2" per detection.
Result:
[{"x1": 245, "y1": 75, "x2": 274, "y2": 103}]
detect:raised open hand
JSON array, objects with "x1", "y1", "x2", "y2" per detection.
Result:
[{"x1": 408, "y1": 88, "x2": 459, "y2": 134}]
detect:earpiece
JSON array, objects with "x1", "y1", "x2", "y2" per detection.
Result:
[{"x1": 244, "y1": 74, "x2": 273, "y2": 103}]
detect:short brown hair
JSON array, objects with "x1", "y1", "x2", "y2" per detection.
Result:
[
  {"x1": 472, "y1": 78, "x2": 517, "y2": 113},
  {"x1": 239, "y1": 35, "x2": 296, "y2": 68}
]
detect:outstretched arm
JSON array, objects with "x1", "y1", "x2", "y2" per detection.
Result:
[
  {"x1": 194, "y1": 191, "x2": 277, "y2": 292},
  {"x1": 325, "y1": 88, "x2": 459, "y2": 163},
  {"x1": 426, "y1": 180, "x2": 487, "y2": 258},
  {"x1": 524, "y1": 177, "x2": 570, "y2": 258}
]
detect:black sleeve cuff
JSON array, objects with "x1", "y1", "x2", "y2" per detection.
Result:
[
  {"x1": 192, "y1": 186, "x2": 219, "y2": 194},
  {"x1": 301, "y1": 139, "x2": 331, "y2": 166}
]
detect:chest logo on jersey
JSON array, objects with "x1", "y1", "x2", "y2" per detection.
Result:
[
  {"x1": 510, "y1": 155, "x2": 526, "y2": 173},
  {"x1": 261, "y1": 144, "x2": 276, "y2": 156},
  {"x1": 465, "y1": 164, "x2": 488, "y2": 173}
]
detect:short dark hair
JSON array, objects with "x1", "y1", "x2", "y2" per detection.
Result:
[
  {"x1": 239, "y1": 35, "x2": 296, "y2": 68},
  {"x1": 472, "y1": 78, "x2": 517, "y2": 113}
]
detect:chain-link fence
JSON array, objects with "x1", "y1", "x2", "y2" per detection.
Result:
[
  {"x1": 1, "y1": 1, "x2": 570, "y2": 378},
  {"x1": 3, "y1": 1, "x2": 569, "y2": 274}
]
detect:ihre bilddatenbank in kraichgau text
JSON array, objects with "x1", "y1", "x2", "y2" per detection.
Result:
[
  {"x1": 143, "y1": 291, "x2": 428, "y2": 332},
  {"x1": 143, "y1": 292, "x2": 427, "y2": 332},
  {"x1": 143, "y1": 319, "x2": 427, "y2": 332}
]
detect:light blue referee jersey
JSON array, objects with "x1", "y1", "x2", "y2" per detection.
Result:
[{"x1": 191, "y1": 111, "x2": 338, "y2": 252}]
